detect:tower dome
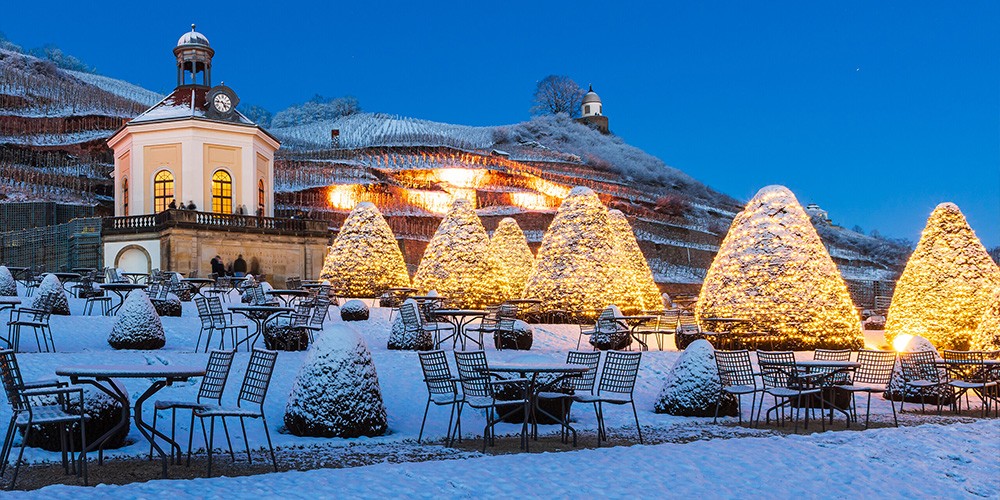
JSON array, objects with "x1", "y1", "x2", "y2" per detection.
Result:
[
  {"x1": 581, "y1": 85, "x2": 602, "y2": 117},
  {"x1": 173, "y1": 24, "x2": 214, "y2": 87}
]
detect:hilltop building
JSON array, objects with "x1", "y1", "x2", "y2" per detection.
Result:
[
  {"x1": 102, "y1": 26, "x2": 327, "y2": 281},
  {"x1": 576, "y1": 85, "x2": 610, "y2": 134}
]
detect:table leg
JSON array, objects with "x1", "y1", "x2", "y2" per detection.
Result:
[
  {"x1": 69, "y1": 377, "x2": 130, "y2": 466},
  {"x1": 133, "y1": 379, "x2": 181, "y2": 478}
]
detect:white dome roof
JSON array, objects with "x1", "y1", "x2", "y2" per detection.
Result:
[
  {"x1": 177, "y1": 25, "x2": 210, "y2": 47},
  {"x1": 582, "y1": 85, "x2": 601, "y2": 104}
]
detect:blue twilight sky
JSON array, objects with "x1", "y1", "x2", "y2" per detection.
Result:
[{"x1": 4, "y1": 1, "x2": 998, "y2": 246}]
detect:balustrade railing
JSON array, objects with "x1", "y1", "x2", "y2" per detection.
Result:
[{"x1": 103, "y1": 209, "x2": 329, "y2": 236}]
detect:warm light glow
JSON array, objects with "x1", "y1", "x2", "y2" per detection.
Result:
[
  {"x1": 435, "y1": 168, "x2": 486, "y2": 188},
  {"x1": 489, "y1": 218, "x2": 535, "y2": 302},
  {"x1": 885, "y1": 203, "x2": 1000, "y2": 350},
  {"x1": 320, "y1": 202, "x2": 411, "y2": 297},
  {"x1": 973, "y1": 287, "x2": 1000, "y2": 351},
  {"x1": 608, "y1": 209, "x2": 663, "y2": 311},
  {"x1": 696, "y1": 185, "x2": 864, "y2": 350},
  {"x1": 328, "y1": 185, "x2": 360, "y2": 210},
  {"x1": 892, "y1": 333, "x2": 914, "y2": 352},
  {"x1": 403, "y1": 190, "x2": 454, "y2": 215},
  {"x1": 510, "y1": 192, "x2": 554, "y2": 211}
]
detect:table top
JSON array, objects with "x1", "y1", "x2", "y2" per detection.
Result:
[
  {"x1": 181, "y1": 277, "x2": 215, "y2": 284},
  {"x1": 121, "y1": 272, "x2": 149, "y2": 277},
  {"x1": 51, "y1": 272, "x2": 81, "y2": 280},
  {"x1": 488, "y1": 362, "x2": 591, "y2": 374},
  {"x1": 410, "y1": 295, "x2": 446, "y2": 301},
  {"x1": 267, "y1": 289, "x2": 311, "y2": 296},
  {"x1": 435, "y1": 309, "x2": 487, "y2": 316},
  {"x1": 228, "y1": 304, "x2": 293, "y2": 313},
  {"x1": 795, "y1": 360, "x2": 861, "y2": 368},
  {"x1": 301, "y1": 283, "x2": 326, "y2": 289},
  {"x1": 0, "y1": 297, "x2": 21, "y2": 305},
  {"x1": 99, "y1": 283, "x2": 148, "y2": 291},
  {"x1": 71, "y1": 268, "x2": 96, "y2": 273},
  {"x1": 56, "y1": 365, "x2": 206, "y2": 378},
  {"x1": 616, "y1": 315, "x2": 658, "y2": 322},
  {"x1": 5, "y1": 267, "x2": 27, "y2": 272}
]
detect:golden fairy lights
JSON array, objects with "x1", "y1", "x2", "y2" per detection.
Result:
[
  {"x1": 972, "y1": 287, "x2": 1000, "y2": 351},
  {"x1": 608, "y1": 209, "x2": 663, "y2": 311},
  {"x1": 696, "y1": 185, "x2": 864, "y2": 350},
  {"x1": 319, "y1": 202, "x2": 411, "y2": 297},
  {"x1": 885, "y1": 203, "x2": 1000, "y2": 350},
  {"x1": 488, "y1": 218, "x2": 535, "y2": 302}
]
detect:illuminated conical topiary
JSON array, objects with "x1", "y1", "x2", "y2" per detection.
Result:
[
  {"x1": 608, "y1": 209, "x2": 663, "y2": 311},
  {"x1": 885, "y1": 203, "x2": 1000, "y2": 350},
  {"x1": 696, "y1": 185, "x2": 863, "y2": 349},
  {"x1": 320, "y1": 202, "x2": 411, "y2": 297},
  {"x1": 972, "y1": 287, "x2": 1000, "y2": 351},
  {"x1": 489, "y1": 217, "x2": 534, "y2": 302},
  {"x1": 524, "y1": 187, "x2": 627, "y2": 317},
  {"x1": 413, "y1": 198, "x2": 495, "y2": 308}
]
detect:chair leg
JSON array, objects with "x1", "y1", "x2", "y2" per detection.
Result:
[
  {"x1": 261, "y1": 416, "x2": 277, "y2": 472},
  {"x1": 712, "y1": 391, "x2": 722, "y2": 424},
  {"x1": 238, "y1": 417, "x2": 252, "y2": 464},
  {"x1": 0, "y1": 417, "x2": 18, "y2": 478},
  {"x1": 10, "y1": 421, "x2": 30, "y2": 489},
  {"x1": 220, "y1": 417, "x2": 235, "y2": 462},
  {"x1": 187, "y1": 411, "x2": 197, "y2": 466},
  {"x1": 445, "y1": 403, "x2": 456, "y2": 447},
  {"x1": 206, "y1": 417, "x2": 215, "y2": 477},
  {"x1": 78, "y1": 416, "x2": 88, "y2": 486},
  {"x1": 418, "y1": 399, "x2": 431, "y2": 444},
  {"x1": 631, "y1": 401, "x2": 643, "y2": 444},
  {"x1": 149, "y1": 409, "x2": 159, "y2": 460}
]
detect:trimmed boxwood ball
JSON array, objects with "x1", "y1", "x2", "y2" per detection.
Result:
[
  {"x1": 655, "y1": 339, "x2": 737, "y2": 417},
  {"x1": 23, "y1": 382, "x2": 130, "y2": 451},
  {"x1": 883, "y1": 335, "x2": 955, "y2": 405},
  {"x1": 341, "y1": 299, "x2": 370, "y2": 321},
  {"x1": 151, "y1": 294, "x2": 182, "y2": 317},
  {"x1": 108, "y1": 291, "x2": 165, "y2": 350},
  {"x1": 263, "y1": 323, "x2": 310, "y2": 351},
  {"x1": 284, "y1": 324, "x2": 388, "y2": 438},
  {"x1": 33, "y1": 274, "x2": 70, "y2": 315},
  {"x1": 494, "y1": 319, "x2": 533, "y2": 350},
  {"x1": 0, "y1": 266, "x2": 17, "y2": 296},
  {"x1": 387, "y1": 300, "x2": 433, "y2": 351}
]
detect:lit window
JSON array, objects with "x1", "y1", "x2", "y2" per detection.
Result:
[
  {"x1": 257, "y1": 179, "x2": 265, "y2": 215},
  {"x1": 211, "y1": 170, "x2": 233, "y2": 214},
  {"x1": 122, "y1": 178, "x2": 129, "y2": 216},
  {"x1": 153, "y1": 170, "x2": 174, "y2": 212}
]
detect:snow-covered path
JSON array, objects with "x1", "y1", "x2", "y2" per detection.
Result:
[{"x1": 17, "y1": 420, "x2": 1000, "y2": 499}]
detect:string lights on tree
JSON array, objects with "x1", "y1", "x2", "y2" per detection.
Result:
[
  {"x1": 885, "y1": 203, "x2": 1000, "y2": 350},
  {"x1": 608, "y1": 209, "x2": 663, "y2": 312},
  {"x1": 696, "y1": 185, "x2": 864, "y2": 350},
  {"x1": 319, "y1": 202, "x2": 411, "y2": 297},
  {"x1": 488, "y1": 217, "x2": 535, "y2": 303},
  {"x1": 413, "y1": 198, "x2": 496, "y2": 308},
  {"x1": 972, "y1": 287, "x2": 1000, "y2": 351}
]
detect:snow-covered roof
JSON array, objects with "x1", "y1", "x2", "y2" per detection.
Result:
[
  {"x1": 582, "y1": 86, "x2": 601, "y2": 104},
  {"x1": 177, "y1": 26, "x2": 211, "y2": 48},
  {"x1": 130, "y1": 87, "x2": 254, "y2": 126}
]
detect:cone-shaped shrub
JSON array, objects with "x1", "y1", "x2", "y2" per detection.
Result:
[
  {"x1": 696, "y1": 185, "x2": 863, "y2": 350},
  {"x1": 885, "y1": 203, "x2": 1000, "y2": 350},
  {"x1": 320, "y1": 202, "x2": 411, "y2": 297},
  {"x1": 413, "y1": 198, "x2": 495, "y2": 308},
  {"x1": 524, "y1": 187, "x2": 626, "y2": 316},
  {"x1": 0, "y1": 266, "x2": 16, "y2": 296},
  {"x1": 108, "y1": 291, "x2": 165, "y2": 350},
  {"x1": 33, "y1": 274, "x2": 70, "y2": 315},
  {"x1": 972, "y1": 287, "x2": 1000, "y2": 351},
  {"x1": 608, "y1": 209, "x2": 662, "y2": 311},
  {"x1": 655, "y1": 339, "x2": 737, "y2": 417},
  {"x1": 284, "y1": 324, "x2": 388, "y2": 437},
  {"x1": 489, "y1": 217, "x2": 534, "y2": 302}
]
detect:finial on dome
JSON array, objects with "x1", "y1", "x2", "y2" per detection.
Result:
[
  {"x1": 588, "y1": 84, "x2": 593, "y2": 92},
  {"x1": 191, "y1": 24, "x2": 196, "y2": 31}
]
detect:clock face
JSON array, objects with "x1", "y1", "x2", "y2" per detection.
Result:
[{"x1": 213, "y1": 93, "x2": 232, "y2": 113}]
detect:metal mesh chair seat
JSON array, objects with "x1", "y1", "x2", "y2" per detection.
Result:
[
  {"x1": 764, "y1": 386, "x2": 821, "y2": 398},
  {"x1": 536, "y1": 391, "x2": 573, "y2": 400},
  {"x1": 193, "y1": 405, "x2": 263, "y2": 418},
  {"x1": 722, "y1": 384, "x2": 759, "y2": 395},
  {"x1": 154, "y1": 400, "x2": 213, "y2": 410},
  {"x1": 573, "y1": 350, "x2": 642, "y2": 445},
  {"x1": 417, "y1": 350, "x2": 464, "y2": 445},
  {"x1": 430, "y1": 392, "x2": 463, "y2": 404},
  {"x1": 453, "y1": 350, "x2": 529, "y2": 451},
  {"x1": 713, "y1": 349, "x2": 763, "y2": 426},
  {"x1": 572, "y1": 393, "x2": 633, "y2": 405},
  {"x1": 15, "y1": 405, "x2": 88, "y2": 426}
]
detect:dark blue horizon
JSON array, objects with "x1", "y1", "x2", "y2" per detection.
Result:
[{"x1": 4, "y1": 0, "x2": 998, "y2": 246}]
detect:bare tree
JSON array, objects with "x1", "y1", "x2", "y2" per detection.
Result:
[{"x1": 531, "y1": 75, "x2": 585, "y2": 118}]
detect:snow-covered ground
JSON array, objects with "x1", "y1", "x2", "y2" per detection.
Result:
[{"x1": 3, "y1": 284, "x2": 997, "y2": 496}]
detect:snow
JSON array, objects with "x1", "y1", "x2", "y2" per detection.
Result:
[
  {"x1": 0, "y1": 266, "x2": 16, "y2": 296},
  {"x1": 107, "y1": 290, "x2": 165, "y2": 350},
  {"x1": 16, "y1": 420, "x2": 1000, "y2": 498},
  {"x1": 33, "y1": 274, "x2": 69, "y2": 314},
  {"x1": 655, "y1": 339, "x2": 722, "y2": 415}
]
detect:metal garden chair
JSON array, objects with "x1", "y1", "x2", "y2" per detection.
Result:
[
  {"x1": 194, "y1": 348, "x2": 279, "y2": 476},
  {"x1": 5, "y1": 292, "x2": 57, "y2": 352},
  {"x1": 149, "y1": 350, "x2": 236, "y2": 464},
  {"x1": 942, "y1": 350, "x2": 998, "y2": 417},
  {"x1": 453, "y1": 351, "x2": 528, "y2": 452},
  {"x1": 536, "y1": 350, "x2": 601, "y2": 445},
  {"x1": 417, "y1": 350, "x2": 463, "y2": 445},
  {"x1": 572, "y1": 350, "x2": 643, "y2": 445},
  {"x1": 403, "y1": 302, "x2": 454, "y2": 349},
  {"x1": 713, "y1": 349, "x2": 763, "y2": 425},
  {"x1": 899, "y1": 350, "x2": 950, "y2": 415},
  {"x1": 833, "y1": 350, "x2": 898, "y2": 428},
  {"x1": 756, "y1": 351, "x2": 823, "y2": 431},
  {"x1": 813, "y1": 349, "x2": 853, "y2": 384},
  {"x1": 207, "y1": 297, "x2": 251, "y2": 351}
]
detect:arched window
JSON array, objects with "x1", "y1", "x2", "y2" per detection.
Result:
[
  {"x1": 153, "y1": 170, "x2": 174, "y2": 213},
  {"x1": 584, "y1": 105, "x2": 590, "y2": 115},
  {"x1": 211, "y1": 170, "x2": 233, "y2": 214},
  {"x1": 122, "y1": 178, "x2": 129, "y2": 216},
  {"x1": 257, "y1": 179, "x2": 265, "y2": 215}
]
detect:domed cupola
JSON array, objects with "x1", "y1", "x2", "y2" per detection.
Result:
[
  {"x1": 581, "y1": 85, "x2": 602, "y2": 117},
  {"x1": 174, "y1": 24, "x2": 215, "y2": 87}
]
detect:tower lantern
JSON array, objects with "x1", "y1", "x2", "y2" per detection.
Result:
[{"x1": 174, "y1": 24, "x2": 214, "y2": 86}]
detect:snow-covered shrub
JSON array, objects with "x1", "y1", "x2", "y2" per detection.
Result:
[
  {"x1": 413, "y1": 199, "x2": 496, "y2": 308},
  {"x1": 696, "y1": 186, "x2": 864, "y2": 350},
  {"x1": 387, "y1": 300, "x2": 433, "y2": 350},
  {"x1": 494, "y1": 319, "x2": 533, "y2": 350},
  {"x1": 608, "y1": 209, "x2": 663, "y2": 311},
  {"x1": 340, "y1": 299, "x2": 369, "y2": 321},
  {"x1": 972, "y1": 287, "x2": 1000, "y2": 351},
  {"x1": 151, "y1": 293, "x2": 182, "y2": 317},
  {"x1": 320, "y1": 202, "x2": 411, "y2": 297},
  {"x1": 263, "y1": 323, "x2": 310, "y2": 351},
  {"x1": 524, "y1": 188, "x2": 628, "y2": 317},
  {"x1": 24, "y1": 381, "x2": 129, "y2": 451},
  {"x1": 108, "y1": 291, "x2": 165, "y2": 350},
  {"x1": 883, "y1": 335, "x2": 954, "y2": 405},
  {"x1": 654, "y1": 339, "x2": 737, "y2": 417},
  {"x1": 885, "y1": 203, "x2": 1000, "y2": 350},
  {"x1": 33, "y1": 274, "x2": 70, "y2": 315},
  {"x1": 284, "y1": 324, "x2": 388, "y2": 438},
  {"x1": 489, "y1": 218, "x2": 534, "y2": 302},
  {"x1": 0, "y1": 266, "x2": 17, "y2": 296}
]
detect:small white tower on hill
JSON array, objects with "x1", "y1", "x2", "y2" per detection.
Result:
[{"x1": 581, "y1": 85, "x2": 602, "y2": 117}]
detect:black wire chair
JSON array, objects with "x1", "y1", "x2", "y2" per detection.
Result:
[
  {"x1": 572, "y1": 350, "x2": 643, "y2": 445},
  {"x1": 942, "y1": 350, "x2": 997, "y2": 417},
  {"x1": 713, "y1": 349, "x2": 762, "y2": 425},
  {"x1": 194, "y1": 348, "x2": 279, "y2": 476},
  {"x1": 756, "y1": 351, "x2": 823, "y2": 431},
  {"x1": 150, "y1": 350, "x2": 237, "y2": 464},
  {"x1": 813, "y1": 349, "x2": 853, "y2": 385},
  {"x1": 899, "y1": 350, "x2": 950, "y2": 415},
  {"x1": 453, "y1": 351, "x2": 528, "y2": 452},
  {"x1": 5, "y1": 292, "x2": 57, "y2": 352},
  {"x1": 417, "y1": 350, "x2": 463, "y2": 445},
  {"x1": 834, "y1": 350, "x2": 898, "y2": 428},
  {"x1": 536, "y1": 350, "x2": 601, "y2": 445},
  {"x1": 207, "y1": 297, "x2": 251, "y2": 352}
]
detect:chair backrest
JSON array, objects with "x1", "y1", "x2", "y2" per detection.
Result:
[
  {"x1": 148, "y1": 283, "x2": 161, "y2": 297},
  {"x1": 238, "y1": 348, "x2": 279, "y2": 408},
  {"x1": 198, "y1": 350, "x2": 236, "y2": 403},
  {"x1": 206, "y1": 296, "x2": 232, "y2": 327},
  {"x1": 309, "y1": 305, "x2": 325, "y2": 328},
  {"x1": 250, "y1": 286, "x2": 267, "y2": 305},
  {"x1": 597, "y1": 351, "x2": 641, "y2": 396},
  {"x1": 677, "y1": 313, "x2": 700, "y2": 333},
  {"x1": 0, "y1": 350, "x2": 28, "y2": 413},
  {"x1": 291, "y1": 303, "x2": 312, "y2": 327},
  {"x1": 215, "y1": 276, "x2": 232, "y2": 289},
  {"x1": 853, "y1": 350, "x2": 896, "y2": 385},
  {"x1": 899, "y1": 350, "x2": 944, "y2": 383},
  {"x1": 756, "y1": 351, "x2": 797, "y2": 389},
  {"x1": 285, "y1": 276, "x2": 301, "y2": 290},
  {"x1": 454, "y1": 350, "x2": 493, "y2": 398},
  {"x1": 498, "y1": 304, "x2": 518, "y2": 319},
  {"x1": 942, "y1": 350, "x2": 987, "y2": 382},
  {"x1": 418, "y1": 350, "x2": 456, "y2": 396},
  {"x1": 400, "y1": 302, "x2": 422, "y2": 332},
  {"x1": 814, "y1": 349, "x2": 852, "y2": 362},
  {"x1": 565, "y1": 350, "x2": 601, "y2": 393},
  {"x1": 715, "y1": 350, "x2": 757, "y2": 388}
]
